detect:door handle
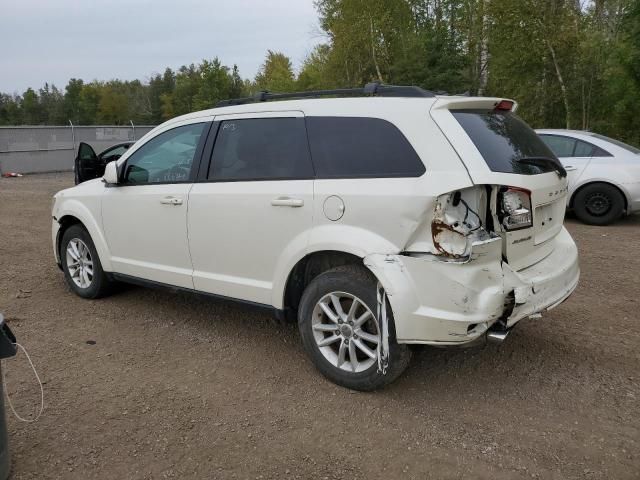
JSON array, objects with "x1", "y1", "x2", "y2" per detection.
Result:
[
  {"x1": 160, "y1": 196, "x2": 183, "y2": 206},
  {"x1": 564, "y1": 166, "x2": 577, "y2": 171},
  {"x1": 271, "y1": 196, "x2": 304, "y2": 208}
]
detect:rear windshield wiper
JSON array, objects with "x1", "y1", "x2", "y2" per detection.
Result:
[{"x1": 516, "y1": 156, "x2": 567, "y2": 178}]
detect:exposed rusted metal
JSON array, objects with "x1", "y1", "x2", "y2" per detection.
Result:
[{"x1": 431, "y1": 219, "x2": 466, "y2": 258}]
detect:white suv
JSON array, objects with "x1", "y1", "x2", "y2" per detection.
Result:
[{"x1": 52, "y1": 84, "x2": 579, "y2": 390}]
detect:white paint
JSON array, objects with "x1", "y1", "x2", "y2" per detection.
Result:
[{"x1": 52, "y1": 95, "x2": 580, "y2": 345}]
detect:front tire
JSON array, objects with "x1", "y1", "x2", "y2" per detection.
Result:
[
  {"x1": 60, "y1": 225, "x2": 113, "y2": 299},
  {"x1": 298, "y1": 265, "x2": 411, "y2": 391},
  {"x1": 573, "y1": 183, "x2": 625, "y2": 225}
]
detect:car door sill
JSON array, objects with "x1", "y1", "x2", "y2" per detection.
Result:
[{"x1": 108, "y1": 272, "x2": 285, "y2": 320}]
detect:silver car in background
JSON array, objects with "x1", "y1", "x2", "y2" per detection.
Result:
[{"x1": 537, "y1": 129, "x2": 640, "y2": 225}]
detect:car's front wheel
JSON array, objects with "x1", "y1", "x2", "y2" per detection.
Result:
[
  {"x1": 298, "y1": 265, "x2": 411, "y2": 391},
  {"x1": 60, "y1": 224, "x2": 114, "y2": 299}
]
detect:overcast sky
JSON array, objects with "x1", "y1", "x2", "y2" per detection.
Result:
[{"x1": 0, "y1": 0, "x2": 325, "y2": 94}]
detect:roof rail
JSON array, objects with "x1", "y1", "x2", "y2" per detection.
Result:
[{"x1": 215, "y1": 82, "x2": 436, "y2": 107}]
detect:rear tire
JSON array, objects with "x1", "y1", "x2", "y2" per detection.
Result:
[
  {"x1": 298, "y1": 265, "x2": 411, "y2": 391},
  {"x1": 573, "y1": 183, "x2": 625, "y2": 226},
  {"x1": 60, "y1": 225, "x2": 114, "y2": 299}
]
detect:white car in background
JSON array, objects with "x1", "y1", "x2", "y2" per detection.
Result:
[{"x1": 537, "y1": 129, "x2": 640, "y2": 225}]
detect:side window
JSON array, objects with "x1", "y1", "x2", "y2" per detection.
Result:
[
  {"x1": 306, "y1": 117, "x2": 425, "y2": 178},
  {"x1": 592, "y1": 146, "x2": 613, "y2": 157},
  {"x1": 101, "y1": 145, "x2": 129, "y2": 161},
  {"x1": 123, "y1": 123, "x2": 206, "y2": 184},
  {"x1": 208, "y1": 118, "x2": 313, "y2": 181},
  {"x1": 574, "y1": 140, "x2": 596, "y2": 157},
  {"x1": 539, "y1": 135, "x2": 576, "y2": 157}
]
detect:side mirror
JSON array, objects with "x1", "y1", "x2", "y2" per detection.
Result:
[{"x1": 103, "y1": 161, "x2": 119, "y2": 185}]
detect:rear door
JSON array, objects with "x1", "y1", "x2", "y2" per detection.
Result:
[
  {"x1": 538, "y1": 134, "x2": 592, "y2": 189},
  {"x1": 187, "y1": 112, "x2": 314, "y2": 305},
  {"x1": 431, "y1": 98, "x2": 569, "y2": 271},
  {"x1": 75, "y1": 142, "x2": 99, "y2": 184}
]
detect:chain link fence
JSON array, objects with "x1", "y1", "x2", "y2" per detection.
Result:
[{"x1": 0, "y1": 124, "x2": 156, "y2": 174}]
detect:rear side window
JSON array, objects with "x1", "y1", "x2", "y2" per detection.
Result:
[
  {"x1": 306, "y1": 117, "x2": 425, "y2": 178},
  {"x1": 209, "y1": 118, "x2": 314, "y2": 181},
  {"x1": 576, "y1": 138, "x2": 612, "y2": 157},
  {"x1": 452, "y1": 110, "x2": 561, "y2": 175}
]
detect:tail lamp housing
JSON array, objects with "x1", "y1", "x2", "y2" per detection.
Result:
[
  {"x1": 494, "y1": 100, "x2": 515, "y2": 111},
  {"x1": 498, "y1": 187, "x2": 533, "y2": 231}
]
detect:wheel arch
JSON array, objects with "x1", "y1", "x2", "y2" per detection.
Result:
[
  {"x1": 570, "y1": 180, "x2": 629, "y2": 213},
  {"x1": 56, "y1": 214, "x2": 83, "y2": 256},
  {"x1": 280, "y1": 250, "x2": 365, "y2": 321},
  {"x1": 56, "y1": 201, "x2": 113, "y2": 271}
]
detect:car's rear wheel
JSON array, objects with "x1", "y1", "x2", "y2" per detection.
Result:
[
  {"x1": 60, "y1": 225, "x2": 114, "y2": 299},
  {"x1": 298, "y1": 265, "x2": 411, "y2": 391},
  {"x1": 573, "y1": 183, "x2": 625, "y2": 225}
]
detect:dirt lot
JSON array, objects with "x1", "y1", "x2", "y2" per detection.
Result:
[{"x1": 0, "y1": 173, "x2": 638, "y2": 479}]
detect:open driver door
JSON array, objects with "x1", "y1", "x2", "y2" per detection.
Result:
[{"x1": 74, "y1": 142, "x2": 102, "y2": 184}]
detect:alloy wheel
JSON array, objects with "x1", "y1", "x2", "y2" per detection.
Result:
[
  {"x1": 311, "y1": 292, "x2": 380, "y2": 373},
  {"x1": 66, "y1": 238, "x2": 94, "y2": 289}
]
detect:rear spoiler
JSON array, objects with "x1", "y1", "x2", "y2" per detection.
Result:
[{"x1": 431, "y1": 97, "x2": 519, "y2": 113}]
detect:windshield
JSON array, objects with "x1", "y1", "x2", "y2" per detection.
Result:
[
  {"x1": 452, "y1": 109, "x2": 562, "y2": 175},
  {"x1": 590, "y1": 133, "x2": 640, "y2": 155}
]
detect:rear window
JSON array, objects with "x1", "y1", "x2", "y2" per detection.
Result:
[
  {"x1": 452, "y1": 110, "x2": 561, "y2": 175},
  {"x1": 306, "y1": 117, "x2": 425, "y2": 178},
  {"x1": 590, "y1": 133, "x2": 640, "y2": 154}
]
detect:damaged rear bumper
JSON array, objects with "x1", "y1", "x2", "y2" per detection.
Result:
[{"x1": 364, "y1": 227, "x2": 579, "y2": 345}]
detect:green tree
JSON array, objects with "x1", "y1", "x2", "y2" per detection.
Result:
[
  {"x1": 254, "y1": 51, "x2": 296, "y2": 92},
  {"x1": 167, "y1": 64, "x2": 202, "y2": 116},
  {"x1": 125, "y1": 79, "x2": 153, "y2": 124},
  {"x1": 64, "y1": 78, "x2": 84, "y2": 124},
  {"x1": 148, "y1": 68, "x2": 175, "y2": 123},
  {"x1": 315, "y1": 0, "x2": 415, "y2": 86},
  {"x1": 21, "y1": 88, "x2": 42, "y2": 125},
  {"x1": 229, "y1": 64, "x2": 246, "y2": 98},
  {"x1": 297, "y1": 45, "x2": 336, "y2": 90},
  {"x1": 39, "y1": 83, "x2": 65, "y2": 124},
  {"x1": 0, "y1": 94, "x2": 22, "y2": 125},
  {"x1": 78, "y1": 83, "x2": 100, "y2": 124},
  {"x1": 594, "y1": 0, "x2": 640, "y2": 145},
  {"x1": 193, "y1": 58, "x2": 231, "y2": 110},
  {"x1": 97, "y1": 83, "x2": 128, "y2": 124}
]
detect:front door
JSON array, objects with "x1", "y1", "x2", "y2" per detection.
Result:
[
  {"x1": 101, "y1": 120, "x2": 211, "y2": 288},
  {"x1": 188, "y1": 113, "x2": 314, "y2": 305},
  {"x1": 75, "y1": 142, "x2": 99, "y2": 184}
]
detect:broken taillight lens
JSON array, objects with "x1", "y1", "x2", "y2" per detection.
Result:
[{"x1": 499, "y1": 187, "x2": 532, "y2": 231}]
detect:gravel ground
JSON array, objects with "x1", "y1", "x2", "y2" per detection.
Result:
[{"x1": 0, "y1": 173, "x2": 638, "y2": 480}]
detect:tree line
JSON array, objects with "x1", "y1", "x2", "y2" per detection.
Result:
[{"x1": 1, "y1": 0, "x2": 638, "y2": 145}]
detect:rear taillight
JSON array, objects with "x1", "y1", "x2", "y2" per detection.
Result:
[{"x1": 499, "y1": 187, "x2": 532, "y2": 231}]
